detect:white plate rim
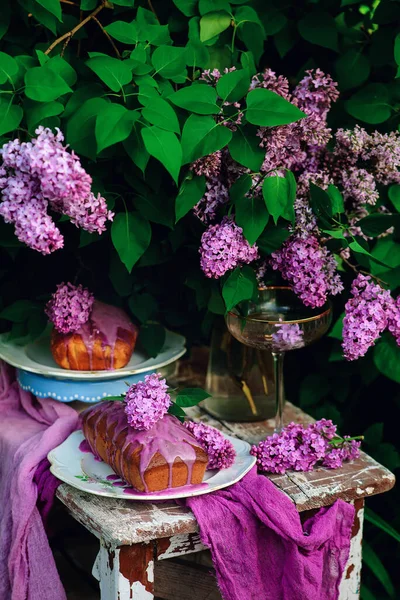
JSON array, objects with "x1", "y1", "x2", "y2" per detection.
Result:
[
  {"x1": 0, "y1": 329, "x2": 186, "y2": 380},
  {"x1": 48, "y1": 429, "x2": 256, "y2": 501}
]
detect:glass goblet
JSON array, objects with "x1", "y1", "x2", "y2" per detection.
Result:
[{"x1": 225, "y1": 286, "x2": 332, "y2": 433}]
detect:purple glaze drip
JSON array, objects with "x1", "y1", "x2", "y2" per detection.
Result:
[
  {"x1": 81, "y1": 402, "x2": 204, "y2": 492},
  {"x1": 62, "y1": 301, "x2": 137, "y2": 370},
  {"x1": 106, "y1": 474, "x2": 121, "y2": 481},
  {"x1": 79, "y1": 439, "x2": 92, "y2": 453}
]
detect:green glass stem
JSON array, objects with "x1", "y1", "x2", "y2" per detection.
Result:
[{"x1": 272, "y1": 351, "x2": 285, "y2": 433}]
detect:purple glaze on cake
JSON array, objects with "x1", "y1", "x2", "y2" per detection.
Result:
[{"x1": 81, "y1": 402, "x2": 205, "y2": 492}]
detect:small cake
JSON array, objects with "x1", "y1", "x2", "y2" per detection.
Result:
[
  {"x1": 46, "y1": 283, "x2": 138, "y2": 371},
  {"x1": 81, "y1": 401, "x2": 208, "y2": 492}
]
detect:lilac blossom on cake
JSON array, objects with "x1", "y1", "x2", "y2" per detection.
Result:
[
  {"x1": 199, "y1": 216, "x2": 259, "y2": 278},
  {"x1": 184, "y1": 421, "x2": 236, "y2": 470},
  {"x1": 0, "y1": 127, "x2": 113, "y2": 254},
  {"x1": 124, "y1": 373, "x2": 171, "y2": 431},
  {"x1": 45, "y1": 282, "x2": 94, "y2": 334},
  {"x1": 251, "y1": 419, "x2": 361, "y2": 474},
  {"x1": 342, "y1": 274, "x2": 394, "y2": 361},
  {"x1": 270, "y1": 234, "x2": 343, "y2": 308}
]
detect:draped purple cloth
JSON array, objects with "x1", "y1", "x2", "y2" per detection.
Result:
[
  {"x1": 0, "y1": 362, "x2": 79, "y2": 600},
  {"x1": 185, "y1": 466, "x2": 354, "y2": 600}
]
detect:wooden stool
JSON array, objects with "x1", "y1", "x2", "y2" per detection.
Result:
[{"x1": 56, "y1": 402, "x2": 395, "y2": 600}]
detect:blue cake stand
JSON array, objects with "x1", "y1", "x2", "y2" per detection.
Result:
[
  {"x1": 17, "y1": 369, "x2": 154, "y2": 403},
  {"x1": 0, "y1": 329, "x2": 186, "y2": 403}
]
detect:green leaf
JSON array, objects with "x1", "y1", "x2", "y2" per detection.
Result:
[
  {"x1": 152, "y1": 46, "x2": 187, "y2": 78},
  {"x1": 228, "y1": 126, "x2": 264, "y2": 171},
  {"x1": 175, "y1": 387, "x2": 211, "y2": 407},
  {"x1": 216, "y1": 69, "x2": 250, "y2": 103},
  {"x1": 142, "y1": 96, "x2": 180, "y2": 133},
  {"x1": 358, "y1": 214, "x2": 400, "y2": 237},
  {"x1": 365, "y1": 509, "x2": 400, "y2": 544},
  {"x1": 362, "y1": 541, "x2": 395, "y2": 598},
  {"x1": 26, "y1": 100, "x2": 64, "y2": 132},
  {"x1": 345, "y1": 84, "x2": 391, "y2": 124},
  {"x1": 335, "y1": 50, "x2": 370, "y2": 91},
  {"x1": 0, "y1": 0, "x2": 10, "y2": 40},
  {"x1": 246, "y1": 88, "x2": 306, "y2": 127},
  {"x1": 169, "y1": 84, "x2": 219, "y2": 115},
  {"x1": 200, "y1": 0, "x2": 230, "y2": 14},
  {"x1": 257, "y1": 225, "x2": 290, "y2": 255},
  {"x1": 0, "y1": 300, "x2": 39, "y2": 322},
  {"x1": 25, "y1": 66, "x2": 72, "y2": 102},
  {"x1": 222, "y1": 265, "x2": 257, "y2": 312},
  {"x1": 139, "y1": 323, "x2": 166, "y2": 358},
  {"x1": 328, "y1": 313, "x2": 344, "y2": 340},
  {"x1": 133, "y1": 193, "x2": 174, "y2": 228},
  {"x1": 309, "y1": 183, "x2": 332, "y2": 223},
  {"x1": 229, "y1": 173, "x2": 252, "y2": 204},
  {"x1": 181, "y1": 114, "x2": 232, "y2": 164},
  {"x1": 141, "y1": 126, "x2": 182, "y2": 185},
  {"x1": 0, "y1": 98, "x2": 23, "y2": 136},
  {"x1": 111, "y1": 211, "x2": 152, "y2": 273},
  {"x1": 86, "y1": 56, "x2": 132, "y2": 92},
  {"x1": 128, "y1": 291, "x2": 158, "y2": 323},
  {"x1": 113, "y1": 0, "x2": 135, "y2": 5},
  {"x1": 95, "y1": 104, "x2": 137, "y2": 153},
  {"x1": 200, "y1": 11, "x2": 231, "y2": 42},
  {"x1": 172, "y1": 0, "x2": 197, "y2": 16},
  {"x1": 105, "y1": 21, "x2": 138, "y2": 45},
  {"x1": 176, "y1": 175, "x2": 206, "y2": 222},
  {"x1": 66, "y1": 97, "x2": 108, "y2": 160},
  {"x1": 236, "y1": 193, "x2": 269, "y2": 246},
  {"x1": 19, "y1": 0, "x2": 57, "y2": 34},
  {"x1": 123, "y1": 125, "x2": 150, "y2": 174},
  {"x1": 47, "y1": 55, "x2": 77, "y2": 87},
  {"x1": 395, "y1": 33, "x2": 400, "y2": 73},
  {"x1": 388, "y1": 185, "x2": 400, "y2": 212},
  {"x1": 0, "y1": 52, "x2": 19, "y2": 85},
  {"x1": 327, "y1": 185, "x2": 344, "y2": 215},
  {"x1": 168, "y1": 403, "x2": 186, "y2": 421},
  {"x1": 370, "y1": 239, "x2": 400, "y2": 275},
  {"x1": 36, "y1": 0, "x2": 62, "y2": 21},
  {"x1": 298, "y1": 11, "x2": 338, "y2": 51},
  {"x1": 374, "y1": 335, "x2": 400, "y2": 384},
  {"x1": 262, "y1": 173, "x2": 295, "y2": 224}
]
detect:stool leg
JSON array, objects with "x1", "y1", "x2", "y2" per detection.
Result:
[
  {"x1": 338, "y1": 499, "x2": 364, "y2": 600},
  {"x1": 93, "y1": 540, "x2": 155, "y2": 600}
]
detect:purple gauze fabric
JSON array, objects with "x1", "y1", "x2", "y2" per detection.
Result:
[
  {"x1": 0, "y1": 362, "x2": 79, "y2": 600},
  {"x1": 185, "y1": 466, "x2": 355, "y2": 600}
]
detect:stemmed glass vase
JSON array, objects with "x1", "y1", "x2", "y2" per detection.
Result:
[{"x1": 225, "y1": 287, "x2": 332, "y2": 433}]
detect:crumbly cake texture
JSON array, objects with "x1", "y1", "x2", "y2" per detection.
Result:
[{"x1": 81, "y1": 402, "x2": 208, "y2": 493}]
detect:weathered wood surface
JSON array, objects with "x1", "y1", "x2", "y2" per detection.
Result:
[
  {"x1": 56, "y1": 400, "x2": 395, "y2": 544},
  {"x1": 154, "y1": 559, "x2": 222, "y2": 600}
]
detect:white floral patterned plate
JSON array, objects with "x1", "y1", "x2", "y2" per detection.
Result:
[{"x1": 48, "y1": 430, "x2": 256, "y2": 500}]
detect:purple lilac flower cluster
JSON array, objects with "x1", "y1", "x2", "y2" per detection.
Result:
[
  {"x1": 251, "y1": 419, "x2": 361, "y2": 474},
  {"x1": 0, "y1": 127, "x2": 113, "y2": 254},
  {"x1": 45, "y1": 282, "x2": 94, "y2": 334},
  {"x1": 199, "y1": 216, "x2": 259, "y2": 278},
  {"x1": 124, "y1": 373, "x2": 171, "y2": 431},
  {"x1": 184, "y1": 421, "x2": 236, "y2": 470},
  {"x1": 271, "y1": 322, "x2": 304, "y2": 351},
  {"x1": 270, "y1": 235, "x2": 343, "y2": 308},
  {"x1": 342, "y1": 274, "x2": 397, "y2": 361}
]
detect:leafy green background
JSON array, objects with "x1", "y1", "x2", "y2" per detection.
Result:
[{"x1": 0, "y1": 0, "x2": 400, "y2": 597}]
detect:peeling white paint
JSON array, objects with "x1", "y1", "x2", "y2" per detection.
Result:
[
  {"x1": 146, "y1": 560, "x2": 154, "y2": 584},
  {"x1": 158, "y1": 532, "x2": 204, "y2": 560},
  {"x1": 365, "y1": 487, "x2": 375, "y2": 494},
  {"x1": 338, "y1": 503, "x2": 364, "y2": 600},
  {"x1": 356, "y1": 488, "x2": 364, "y2": 495}
]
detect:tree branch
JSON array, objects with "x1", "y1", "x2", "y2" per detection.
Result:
[
  {"x1": 147, "y1": 0, "x2": 159, "y2": 22},
  {"x1": 44, "y1": 2, "x2": 107, "y2": 56},
  {"x1": 341, "y1": 255, "x2": 388, "y2": 286},
  {"x1": 92, "y1": 15, "x2": 121, "y2": 58}
]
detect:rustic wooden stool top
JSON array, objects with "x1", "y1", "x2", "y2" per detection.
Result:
[{"x1": 56, "y1": 401, "x2": 395, "y2": 600}]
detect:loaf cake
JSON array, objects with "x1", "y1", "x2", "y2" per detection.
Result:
[
  {"x1": 50, "y1": 301, "x2": 138, "y2": 371},
  {"x1": 81, "y1": 401, "x2": 208, "y2": 492}
]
